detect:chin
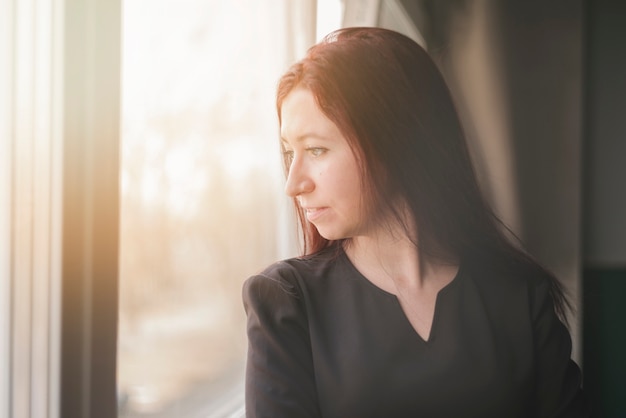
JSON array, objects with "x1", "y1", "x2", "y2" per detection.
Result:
[
  {"x1": 317, "y1": 231, "x2": 342, "y2": 241},
  {"x1": 314, "y1": 226, "x2": 352, "y2": 242}
]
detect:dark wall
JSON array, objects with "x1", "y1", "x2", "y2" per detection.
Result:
[
  {"x1": 583, "y1": 2, "x2": 626, "y2": 263},
  {"x1": 491, "y1": 1, "x2": 583, "y2": 283},
  {"x1": 583, "y1": 1, "x2": 626, "y2": 416}
]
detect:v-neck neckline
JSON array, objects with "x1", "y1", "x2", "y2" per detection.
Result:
[{"x1": 339, "y1": 249, "x2": 462, "y2": 344}]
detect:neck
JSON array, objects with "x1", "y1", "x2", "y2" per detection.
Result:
[
  {"x1": 343, "y1": 220, "x2": 457, "y2": 292},
  {"x1": 344, "y1": 222, "x2": 426, "y2": 288}
]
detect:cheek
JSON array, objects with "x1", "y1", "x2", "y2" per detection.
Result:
[{"x1": 337, "y1": 170, "x2": 365, "y2": 210}]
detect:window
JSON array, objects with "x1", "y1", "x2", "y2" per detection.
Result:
[
  {"x1": 1, "y1": 1, "x2": 341, "y2": 416},
  {"x1": 117, "y1": 1, "x2": 340, "y2": 415}
]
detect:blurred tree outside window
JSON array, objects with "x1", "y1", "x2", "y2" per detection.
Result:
[{"x1": 117, "y1": 1, "x2": 305, "y2": 415}]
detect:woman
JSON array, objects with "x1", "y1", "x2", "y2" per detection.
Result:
[{"x1": 243, "y1": 27, "x2": 587, "y2": 417}]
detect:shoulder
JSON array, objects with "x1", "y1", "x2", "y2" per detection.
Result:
[
  {"x1": 242, "y1": 260, "x2": 302, "y2": 314},
  {"x1": 463, "y1": 257, "x2": 561, "y2": 328},
  {"x1": 467, "y1": 256, "x2": 553, "y2": 296},
  {"x1": 243, "y1": 247, "x2": 343, "y2": 309}
]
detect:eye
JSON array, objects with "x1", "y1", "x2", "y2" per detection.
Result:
[
  {"x1": 282, "y1": 149, "x2": 294, "y2": 164},
  {"x1": 307, "y1": 147, "x2": 327, "y2": 157}
]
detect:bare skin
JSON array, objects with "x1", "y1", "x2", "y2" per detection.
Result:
[{"x1": 344, "y1": 222, "x2": 458, "y2": 342}]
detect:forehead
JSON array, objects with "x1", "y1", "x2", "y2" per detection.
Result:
[{"x1": 280, "y1": 88, "x2": 337, "y2": 142}]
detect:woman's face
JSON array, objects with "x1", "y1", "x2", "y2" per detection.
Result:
[{"x1": 280, "y1": 88, "x2": 371, "y2": 241}]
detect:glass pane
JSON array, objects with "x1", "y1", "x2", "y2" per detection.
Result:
[{"x1": 117, "y1": 1, "x2": 293, "y2": 416}]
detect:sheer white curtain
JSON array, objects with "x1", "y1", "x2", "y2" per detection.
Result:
[{"x1": 1, "y1": 0, "x2": 64, "y2": 416}]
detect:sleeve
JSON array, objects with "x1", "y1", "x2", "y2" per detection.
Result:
[
  {"x1": 531, "y1": 278, "x2": 591, "y2": 417},
  {"x1": 242, "y1": 270, "x2": 321, "y2": 418}
]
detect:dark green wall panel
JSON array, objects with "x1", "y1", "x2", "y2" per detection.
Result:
[{"x1": 583, "y1": 269, "x2": 626, "y2": 417}]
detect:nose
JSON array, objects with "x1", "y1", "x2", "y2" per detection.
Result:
[{"x1": 284, "y1": 156, "x2": 314, "y2": 198}]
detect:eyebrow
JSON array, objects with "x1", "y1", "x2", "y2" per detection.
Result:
[{"x1": 280, "y1": 132, "x2": 329, "y2": 146}]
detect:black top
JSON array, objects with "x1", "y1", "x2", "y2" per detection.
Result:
[{"x1": 243, "y1": 246, "x2": 588, "y2": 417}]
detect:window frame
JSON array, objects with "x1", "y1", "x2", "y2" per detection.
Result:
[
  {"x1": 1, "y1": 0, "x2": 121, "y2": 416},
  {"x1": 60, "y1": 0, "x2": 122, "y2": 417}
]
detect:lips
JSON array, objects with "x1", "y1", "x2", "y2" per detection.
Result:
[{"x1": 303, "y1": 207, "x2": 328, "y2": 222}]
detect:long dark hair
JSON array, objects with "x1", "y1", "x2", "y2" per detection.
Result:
[{"x1": 276, "y1": 27, "x2": 570, "y2": 322}]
